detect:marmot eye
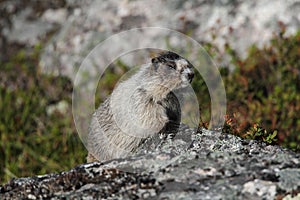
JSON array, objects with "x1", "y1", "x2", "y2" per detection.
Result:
[{"x1": 167, "y1": 63, "x2": 175, "y2": 69}]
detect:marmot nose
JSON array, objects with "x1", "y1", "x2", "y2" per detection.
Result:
[{"x1": 188, "y1": 72, "x2": 194, "y2": 83}]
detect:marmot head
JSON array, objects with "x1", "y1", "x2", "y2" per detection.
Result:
[{"x1": 151, "y1": 51, "x2": 195, "y2": 90}]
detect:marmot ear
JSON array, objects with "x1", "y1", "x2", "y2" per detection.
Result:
[
  {"x1": 151, "y1": 57, "x2": 157, "y2": 64},
  {"x1": 151, "y1": 57, "x2": 159, "y2": 70}
]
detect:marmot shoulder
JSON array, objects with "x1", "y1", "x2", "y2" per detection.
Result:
[{"x1": 87, "y1": 51, "x2": 194, "y2": 162}]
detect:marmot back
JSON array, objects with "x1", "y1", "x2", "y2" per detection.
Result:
[{"x1": 87, "y1": 51, "x2": 194, "y2": 162}]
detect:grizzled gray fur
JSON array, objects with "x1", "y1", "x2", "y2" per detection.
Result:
[{"x1": 87, "y1": 52, "x2": 194, "y2": 162}]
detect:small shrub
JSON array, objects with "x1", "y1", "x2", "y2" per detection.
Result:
[
  {"x1": 196, "y1": 26, "x2": 300, "y2": 151},
  {"x1": 243, "y1": 123, "x2": 278, "y2": 145}
]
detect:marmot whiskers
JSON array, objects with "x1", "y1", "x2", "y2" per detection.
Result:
[{"x1": 87, "y1": 51, "x2": 194, "y2": 162}]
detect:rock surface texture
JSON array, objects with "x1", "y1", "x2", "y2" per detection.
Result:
[
  {"x1": 37, "y1": 0, "x2": 300, "y2": 79},
  {"x1": 1, "y1": 127, "x2": 300, "y2": 199}
]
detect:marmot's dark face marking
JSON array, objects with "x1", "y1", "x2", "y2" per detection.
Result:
[{"x1": 151, "y1": 51, "x2": 195, "y2": 89}]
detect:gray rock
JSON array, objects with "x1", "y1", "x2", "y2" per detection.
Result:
[
  {"x1": 1, "y1": 127, "x2": 299, "y2": 199},
  {"x1": 1, "y1": 1, "x2": 69, "y2": 47},
  {"x1": 39, "y1": 0, "x2": 300, "y2": 79},
  {"x1": 4, "y1": 7, "x2": 54, "y2": 46},
  {"x1": 242, "y1": 179, "x2": 277, "y2": 199},
  {"x1": 277, "y1": 168, "x2": 300, "y2": 192},
  {"x1": 42, "y1": 8, "x2": 68, "y2": 24}
]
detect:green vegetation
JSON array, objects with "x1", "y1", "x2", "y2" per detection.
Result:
[
  {"x1": 0, "y1": 45, "x2": 128, "y2": 184},
  {"x1": 0, "y1": 45, "x2": 86, "y2": 184},
  {"x1": 199, "y1": 28, "x2": 300, "y2": 150},
  {"x1": 0, "y1": 28, "x2": 299, "y2": 184},
  {"x1": 226, "y1": 29, "x2": 300, "y2": 150},
  {"x1": 244, "y1": 124, "x2": 278, "y2": 145}
]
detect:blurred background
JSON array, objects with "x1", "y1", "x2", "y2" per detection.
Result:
[{"x1": 0, "y1": 0, "x2": 299, "y2": 184}]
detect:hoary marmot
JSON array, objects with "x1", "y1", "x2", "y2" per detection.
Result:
[{"x1": 87, "y1": 51, "x2": 194, "y2": 162}]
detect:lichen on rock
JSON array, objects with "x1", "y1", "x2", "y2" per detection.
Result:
[{"x1": 1, "y1": 127, "x2": 299, "y2": 199}]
